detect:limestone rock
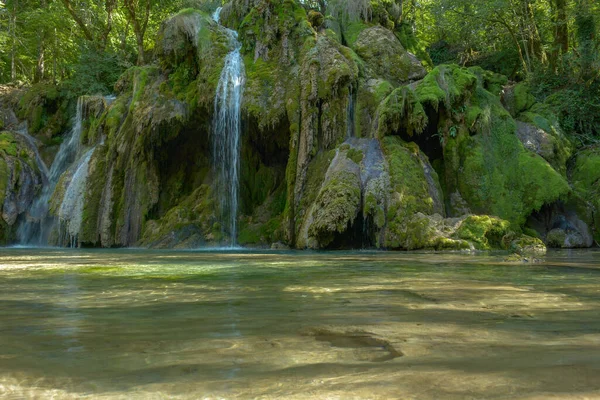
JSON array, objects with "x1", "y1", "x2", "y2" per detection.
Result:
[{"x1": 353, "y1": 26, "x2": 426, "y2": 85}]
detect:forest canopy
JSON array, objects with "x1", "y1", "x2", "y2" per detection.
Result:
[{"x1": 1, "y1": 0, "x2": 598, "y2": 138}]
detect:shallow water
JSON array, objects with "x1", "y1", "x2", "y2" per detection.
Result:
[{"x1": 0, "y1": 248, "x2": 599, "y2": 399}]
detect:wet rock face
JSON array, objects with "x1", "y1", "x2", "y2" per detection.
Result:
[
  {"x1": 0, "y1": 131, "x2": 44, "y2": 242},
  {"x1": 353, "y1": 26, "x2": 426, "y2": 85}
]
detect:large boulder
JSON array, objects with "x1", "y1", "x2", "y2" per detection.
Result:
[{"x1": 353, "y1": 26, "x2": 426, "y2": 85}]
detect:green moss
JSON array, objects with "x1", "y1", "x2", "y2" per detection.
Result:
[
  {"x1": 298, "y1": 150, "x2": 336, "y2": 223},
  {"x1": 468, "y1": 66, "x2": 508, "y2": 96},
  {"x1": 140, "y1": 185, "x2": 216, "y2": 248},
  {"x1": 346, "y1": 148, "x2": 364, "y2": 164},
  {"x1": 376, "y1": 65, "x2": 479, "y2": 138},
  {"x1": 238, "y1": 215, "x2": 283, "y2": 246},
  {"x1": 105, "y1": 95, "x2": 129, "y2": 138},
  {"x1": 448, "y1": 87, "x2": 570, "y2": 226},
  {"x1": 377, "y1": 86, "x2": 427, "y2": 137},
  {"x1": 309, "y1": 165, "x2": 361, "y2": 248},
  {"x1": 0, "y1": 158, "x2": 8, "y2": 206},
  {"x1": 382, "y1": 136, "x2": 446, "y2": 249},
  {"x1": 509, "y1": 234, "x2": 546, "y2": 256},
  {"x1": 455, "y1": 215, "x2": 511, "y2": 250},
  {"x1": 129, "y1": 66, "x2": 159, "y2": 113},
  {"x1": 0, "y1": 132, "x2": 18, "y2": 157},
  {"x1": 17, "y1": 82, "x2": 69, "y2": 137},
  {"x1": 415, "y1": 65, "x2": 477, "y2": 111},
  {"x1": 343, "y1": 21, "x2": 370, "y2": 48},
  {"x1": 513, "y1": 83, "x2": 536, "y2": 114}
]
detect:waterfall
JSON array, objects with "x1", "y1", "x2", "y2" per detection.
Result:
[
  {"x1": 18, "y1": 95, "x2": 113, "y2": 246},
  {"x1": 17, "y1": 97, "x2": 86, "y2": 244},
  {"x1": 347, "y1": 87, "x2": 356, "y2": 138},
  {"x1": 211, "y1": 7, "x2": 245, "y2": 247},
  {"x1": 57, "y1": 148, "x2": 95, "y2": 248}
]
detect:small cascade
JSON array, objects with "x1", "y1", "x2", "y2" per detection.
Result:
[
  {"x1": 346, "y1": 87, "x2": 356, "y2": 138},
  {"x1": 211, "y1": 7, "x2": 245, "y2": 247},
  {"x1": 17, "y1": 97, "x2": 86, "y2": 244},
  {"x1": 18, "y1": 95, "x2": 112, "y2": 246},
  {"x1": 57, "y1": 148, "x2": 95, "y2": 248}
]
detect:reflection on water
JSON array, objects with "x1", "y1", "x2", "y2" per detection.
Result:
[{"x1": 0, "y1": 248, "x2": 600, "y2": 399}]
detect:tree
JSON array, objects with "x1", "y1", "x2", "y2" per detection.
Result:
[{"x1": 122, "y1": 0, "x2": 151, "y2": 66}]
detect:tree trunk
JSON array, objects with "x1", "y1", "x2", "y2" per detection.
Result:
[
  {"x1": 123, "y1": 0, "x2": 151, "y2": 66},
  {"x1": 555, "y1": 0, "x2": 569, "y2": 53},
  {"x1": 136, "y1": 33, "x2": 145, "y2": 65},
  {"x1": 10, "y1": 0, "x2": 17, "y2": 81}
]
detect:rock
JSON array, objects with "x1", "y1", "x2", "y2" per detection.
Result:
[
  {"x1": 516, "y1": 121, "x2": 555, "y2": 160},
  {"x1": 510, "y1": 235, "x2": 547, "y2": 256},
  {"x1": 0, "y1": 131, "x2": 43, "y2": 242},
  {"x1": 353, "y1": 25, "x2": 426, "y2": 85},
  {"x1": 546, "y1": 228, "x2": 587, "y2": 248},
  {"x1": 305, "y1": 149, "x2": 362, "y2": 248},
  {"x1": 501, "y1": 82, "x2": 535, "y2": 117},
  {"x1": 454, "y1": 215, "x2": 511, "y2": 250},
  {"x1": 271, "y1": 242, "x2": 290, "y2": 250}
]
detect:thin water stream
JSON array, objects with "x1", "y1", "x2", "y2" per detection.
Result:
[
  {"x1": 211, "y1": 8, "x2": 245, "y2": 247},
  {"x1": 0, "y1": 249, "x2": 599, "y2": 399}
]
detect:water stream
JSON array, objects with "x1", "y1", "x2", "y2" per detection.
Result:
[
  {"x1": 57, "y1": 147, "x2": 96, "y2": 248},
  {"x1": 17, "y1": 97, "x2": 86, "y2": 245},
  {"x1": 211, "y1": 8, "x2": 245, "y2": 247},
  {"x1": 17, "y1": 96, "x2": 112, "y2": 246},
  {"x1": 0, "y1": 249, "x2": 599, "y2": 399}
]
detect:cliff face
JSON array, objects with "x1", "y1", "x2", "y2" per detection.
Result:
[{"x1": 0, "y1": 0, "x2": 596, "y2": 251}]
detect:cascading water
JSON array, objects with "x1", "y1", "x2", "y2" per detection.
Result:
[
  {"x1": 18, "y1": 96, "x2": 113, "y2": 246},
  {"x1": 17, "y1": 97, "x2": 86, "y2": 245},
  {"x1": 57, "y1": 147, "x2": 95, "y2": 248},
  {"x1": 211, "y1": 7, "x2": 245, "y2": 247}
]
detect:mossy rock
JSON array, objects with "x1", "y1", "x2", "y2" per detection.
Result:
[
  {"x1": 509, "y1": 234, "x2": 547, "y2": 256},
  {"x1": 156, "y1": 9, "x2": 232, "y2": 108},
  {"x1": 16, "y1": 82, "x2": 70, "y2": 138},
  {"x1": 454, "y1": 215, "x2": 511, "y2": 250},
  {"x1": 353, "y1": 25, "x2": 426, "y2": 85},
  {"x1": 375, "y1": 64, "x2": 478, "y2": 138},
  {"x1": 308, "y1": 154, "x2": 362, "y2": 248},
  {"x1": 382, "y1": 136, "x2": 446, "y2": 249},
  {"x1": 139, "y1": 185, "x2": 217, "y2": 248},
  {"x1": 501, "y1": 82, "x2": 535, "y2": 117},
  {"x1": 442, "y1": 79, "x2": 570, "y2": 226}
]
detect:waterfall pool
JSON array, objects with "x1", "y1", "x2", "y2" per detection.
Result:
[{"x1": 0, "y1": 248, "x2": 599, "y2": 399}]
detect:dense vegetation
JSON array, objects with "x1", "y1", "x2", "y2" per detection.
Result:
[
  {"x1": 1, "y1": 0, "x2": 598, "y2": 138},
  {"x1": 0, "y1": 0, "x2": 600, "y2": 143}
]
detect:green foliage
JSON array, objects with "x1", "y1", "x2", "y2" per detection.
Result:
[{"x1": 62, "y1": 47, "x2": 127, "y2": 97}]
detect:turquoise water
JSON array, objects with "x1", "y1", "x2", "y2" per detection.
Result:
[{"x1": 0, "y1": 248, "x2": 599, "y2": 399}]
